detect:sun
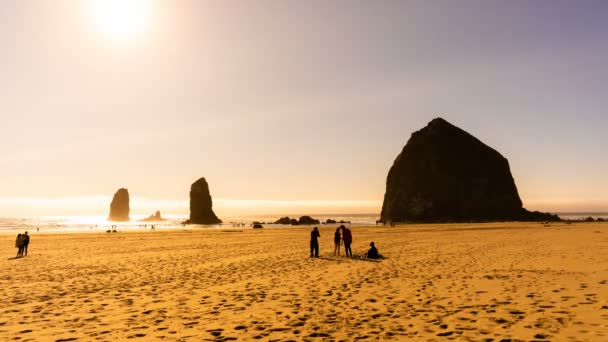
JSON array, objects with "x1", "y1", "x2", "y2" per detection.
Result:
[{"x1": 87, "y1": 0, "x2": 151, "y2": 43}]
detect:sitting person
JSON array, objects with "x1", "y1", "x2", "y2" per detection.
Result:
[{"x1": 367, "y1": 242, "x2": 380, "y2": 259}]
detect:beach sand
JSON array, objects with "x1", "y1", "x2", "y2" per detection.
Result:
[{"x1": 1, "y1": 222, "x2": 607, "y2": 341}]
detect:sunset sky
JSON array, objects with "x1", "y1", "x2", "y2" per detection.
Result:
[{"x1": 1, "y1": 1, "x2": 607, "y2": 216}]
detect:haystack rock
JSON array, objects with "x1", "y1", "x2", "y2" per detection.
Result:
[
  {"x1": 381, "y1": 118, "x2": 559, "y2": 222},
  {"x1": 108, "y1": 188, "x2": 130, "y2": 222},
  {"x1": 184, "y1": 177, "x2": 222, "y2": 225}
]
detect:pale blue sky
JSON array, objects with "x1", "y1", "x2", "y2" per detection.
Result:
[{"x1": 0, "y1": 1, "x2": 607, "y2": 216}]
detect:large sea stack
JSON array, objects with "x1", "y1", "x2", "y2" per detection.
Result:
[
  {"x1": 184, "y1": 177, "x2": 222, "y2": 225},
  {"x1": 381, "y1": 118, "x2": 558, "y2": 222},
  {"x1": 108, "y1": 188, "x2": 130, "y2": 222}
]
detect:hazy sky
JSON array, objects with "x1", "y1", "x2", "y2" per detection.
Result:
[{"x1": 1, "y1": 1, "x2": 607, "y2": 216}]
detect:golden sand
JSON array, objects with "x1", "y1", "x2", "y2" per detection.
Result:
[{"x1": 1, "y1": 222, "x2": 607, "y2": 341}]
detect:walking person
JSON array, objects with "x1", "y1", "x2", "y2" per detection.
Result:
[
  {"x1": 22, "y1": 232, "x2": 30, "y2": 256},
  {"x1": 310, "y1": 227, "x2": 320, "y2": 258},
  {"x1": 341, "y1": 225, "x2": 353, "y2": 258},
  {"x1": 333, "y1": 227, "x2": 341, "y2": 256}
]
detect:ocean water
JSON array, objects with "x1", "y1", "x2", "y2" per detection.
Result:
[
  {"x1": 556, "y1": 213, "x2": 608, "y2": 221},
  {"x1": 0, "y1": 214, "x2": 381, "y2": 234},
  {"x1": 1, "y1": 213, "x2": 606, "y2": 234}
]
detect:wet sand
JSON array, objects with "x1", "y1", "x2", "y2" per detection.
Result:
[{"x1": 1, "y1": 222, "x2": 607, "y2": 341}]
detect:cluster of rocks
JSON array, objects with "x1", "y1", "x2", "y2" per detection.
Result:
[
  {"x1": 107, "y1": 118, "x2": 562, "y2": 226},
  {"x1": 273, "y1": 216, "x2": 321, "y2": 225},
  {"x1": 107, "y1": 177, "x2": 223, "y2": 225},
  {"x1": 323, "y1": 219, "x2": 351, "y2": 224},
  {"x1": 381, "y1": 118, "x2": 560, "y2": 223}
]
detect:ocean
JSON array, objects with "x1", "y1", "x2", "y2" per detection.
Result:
[
  {"x1": 1, "y1": 212, "x2": 605, "y2": 234},
  {"x1": 0, "y1": 214, "x2": 381, "y2": 234}
]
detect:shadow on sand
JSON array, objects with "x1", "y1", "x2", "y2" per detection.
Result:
[{"x1": 316, "y1": 256, "x2": 383, "y2": 263}]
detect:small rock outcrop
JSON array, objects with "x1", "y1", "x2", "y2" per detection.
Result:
[
  {"x1": 274, "y1": 217, "x2": 293, "y2": 225},
  {"x1": 183, "y1": 178, "x2": 222, "y2": 225},
  {"x1": 381, "y1": 118, "x2": 559, "y2": 222},
  {"x1": 139, "y1": 211, "x2": 166, "y2": 222},
  {"x1": 108, "y1": 188, "x2": 130, "y2": 222},
  {"x1": 298, "y1": 216, "x2": 320, "y2": 225},
  {"x1": 273, "y1": 216, "x2": 321, "y2": 225}
]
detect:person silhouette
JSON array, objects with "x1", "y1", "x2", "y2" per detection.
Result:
[
  {"x1": 310, "y1": 227, "x2": 320, "y2": 258},
  {"x1": 341, "y1": 225, "x2": 352, "y2": 258},
  {"x1": 333, "y1": 227, "x2": 341, "y2": 256},
  {"x1": 15, "y1": 234, "x2": 23, "y2": 258},
  {"x1": 22, "y1": 231, "x2": 30, "y2": 256},
  {"x1": 367, "y1": 242, "x2": 379, "y2": 259}
]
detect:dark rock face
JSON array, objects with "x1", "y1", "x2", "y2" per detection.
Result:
[
  {"x1": 381, "y1": 118, "x2": 559, "y2": 222},
  {"x1": 109, "y1": 188, "x2": 130, "y2": 222},
  {"x1": 184, "y1": 178, "x2": 222, "y2": 225},
  {"x1": 139, "y1": 211, "x2": 166, "y2": 222}
]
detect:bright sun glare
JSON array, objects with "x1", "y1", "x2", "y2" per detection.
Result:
[{"x1": 88, "y1": 0, "x2": 151, "y2": 43}]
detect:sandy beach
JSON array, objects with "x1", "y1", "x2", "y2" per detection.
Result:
[{"x1": 1, "y1": 222, "x2": 607, "y2": 341}]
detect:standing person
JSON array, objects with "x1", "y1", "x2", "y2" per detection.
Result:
[
  {"x1": 15, "y1": 234, "x2": 23, "y2": 258},
  {"x1": 22, "y1": 231, "x2": 30, "y2": 256},
  {"x1": 333, "y1": 228, "x2": 341, "y2": 256},
  {"x1": 341, "y1": 225, "x2": 353, "y2": 258},
  {"x1": 310, "y1": 227, "x2": 320, "y2": 258}
]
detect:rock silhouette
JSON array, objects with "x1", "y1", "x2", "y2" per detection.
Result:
[
  {"x1": 273, "y1": 216, "x2": 321, "y2": 225},
  {"x1": 274, "y1": 217, "x2": 293, "y2": 225},
  {"x1": 139, "y1": 211, "x2": 166, "y2": 222},
  {"x1": 184, "y1": 178, "x2": 222, "y2": 225},
  {"x1": 298, "y1": 216, "x2": 320, "y2": 225},
  {"x1": 108, "y1": 188, "x2": 130, "y2": 222},
  {"x1": 381, "y1": 118, "x2": 559, "y2": 222}
]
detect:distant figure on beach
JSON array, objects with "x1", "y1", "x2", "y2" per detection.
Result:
[
  {"x1": 333, "y1": 228, "x2": 341, "y2": 256},
  {"x1": 15, "y1": 234, "x2": 24, "y2": 258},
  {"x1": 22, "y1": 232, "x2": 30, "y2": 256},
  {"x1": 341, "y1": 225, "x2": 353, "y2": 258},
  {"x1": 367, "y1": 242, "x2": 379, "y2": 259},
  {"x1": 310, "y1": 227, "x2": 320, "y2": 258}
]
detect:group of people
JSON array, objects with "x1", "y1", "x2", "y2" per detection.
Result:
[
  {"x1": 15, "y1": 232, "x2": 30, "y2": 258},
  {"x1": 310, "y1": 225, "x2": 380, "y2": 259}
]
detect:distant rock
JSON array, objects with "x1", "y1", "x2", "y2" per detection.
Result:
[
  {"x1": 381, "y1": 118, "x2": 560, "y2": 222},
  {"x1": 298, "y1": 216, "x2": 320, "y2": 225},
  {"x1": 108, "y1": 188, "x2": 130, "y2": 222},
  {"x1": 139, "y1": 211, "x2": 167, "y2": 222},
  {"x1": 253, "y1": 223, "x2": 263, "y2": 229},
  {"x1": 273, "y1": 216, "x2": 320, "y2": 225},
  {"x1": 183, "y1": 177, "x2": 222, "y2": 225},
  {"x1": 274, "y1": 217, "x2": 293, "y2": 225},
  {"x1": 325, "y1": 219, "x2": 337, "y2": 224}
]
